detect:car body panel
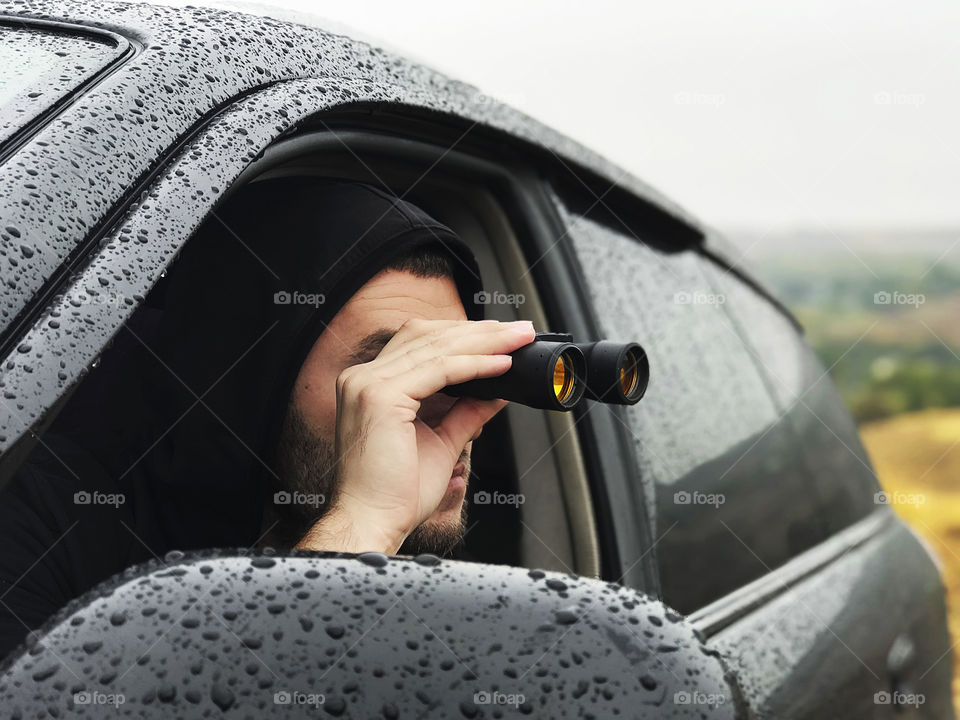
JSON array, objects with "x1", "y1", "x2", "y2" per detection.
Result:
[
  {"x1": 0, "y1": 552, "x2": 746, "y2": 717},
  {"x1": 0, "y1": 17, "x2": 131, "y2": 152},
  {"x1": 710, "y1": 513, "x2": 953, "y2": 719}
]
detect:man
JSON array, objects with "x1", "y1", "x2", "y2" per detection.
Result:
[{"x1": 0, "y1": 177, "x2": 530, "y2": 659}]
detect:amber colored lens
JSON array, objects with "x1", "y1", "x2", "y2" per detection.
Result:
[
  {"x1": 553, "y1": 353, "x2": 574, "y2": 403},
  {"x1": 619, "y1": 349, "x2": 641, "y2": 398}
]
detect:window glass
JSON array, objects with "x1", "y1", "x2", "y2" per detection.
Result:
[
  {"x1": 553, "y1": 191, "x2": 828, "y2": 612},
  {"x1": 703, "y1": 260, "x2": 879, "y2": 534}
]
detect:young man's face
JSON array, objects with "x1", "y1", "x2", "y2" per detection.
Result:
[{"x1": 274, "y1": 268, "x2": 473, "y2": 554}]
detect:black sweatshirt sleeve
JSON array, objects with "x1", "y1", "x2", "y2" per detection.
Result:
[{"x1": 0, "y1": 435, "x2": 140, "y2": 662}]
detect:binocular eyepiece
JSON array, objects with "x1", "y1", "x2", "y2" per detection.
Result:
[{"x1": 443, "y1": 332, "x2": 649, "y2": 412}]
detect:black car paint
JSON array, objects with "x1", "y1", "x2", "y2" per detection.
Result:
[
  {"x1": 0, "y1": 551, "x2": 748, "y2": 717},
  {"x1": 0, "y1": 17, "x2": 132, "y2": 158},
  {"x1": 0, "y1": 1, "x2": 952, "y2": 718},
  {"x1": 557, "y1": 188, "x2": 954, "y2": 717}
]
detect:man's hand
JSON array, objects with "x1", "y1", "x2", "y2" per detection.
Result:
[{"x1": 295, "y1": 318, "x2": 535, "y2": 554}]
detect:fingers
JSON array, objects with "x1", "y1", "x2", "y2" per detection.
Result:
[
  {"x1": 371, "y1": 319, "x2": 535, "y2": 381},
  {"x1": 378, "y1": 318, "x2": 501, "y2": 354},
  {"x1": 375, "y1": 318, "x2": 477, "y2": 361},
  {"x1": 336, "y1": 352, "x2": 513, "y2": 418},
  {"x1": 383, "y1": 353, "x2": 513, "y2": 400},
  {"x1": 338, "y1": 319, "x2": 536, "y2": 403}
]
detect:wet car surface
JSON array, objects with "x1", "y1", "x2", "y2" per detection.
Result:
[{"x1": 0, "y1": 2, "x2": 953, "y2": 717}]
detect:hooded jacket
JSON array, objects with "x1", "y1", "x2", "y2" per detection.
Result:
[{"x1": 0, "y1": 177, "x2": 483, "y2": 661}]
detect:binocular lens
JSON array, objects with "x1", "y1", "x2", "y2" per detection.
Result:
[
  {"x1": 580, "y1": 340, "x2": 649, "y2": 405},
  {"x1": 441, "y1": 332, "x2": 646, "y2": 411},
  {"x1": 619, "y1": 347, "x2": 643, "y2": 398},
  {"x1": 553, "y1": 352, "x2": 576, "y2": 403},
  {"x1": 442, "y1": 333, "x2": 585, "y2": 411}
]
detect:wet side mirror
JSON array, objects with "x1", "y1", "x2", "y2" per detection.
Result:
[{"x1": 0, "y1": 551, "x2": 744, "y2": 717}]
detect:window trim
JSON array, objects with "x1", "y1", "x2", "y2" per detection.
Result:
[
  {"x1": 0, "y1": 91, "x2": 661, "y2": 593},
  {"x1": 690, "y1": 508, "x2": 894, "y2": 637}
]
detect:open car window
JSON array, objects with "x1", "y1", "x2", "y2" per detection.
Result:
[
  {"x1": 204, "y1": 129, "x2": 601, "y2": 578},
  {"x1": 0, "y1": 123, "x2": 603, "y2": 654}
]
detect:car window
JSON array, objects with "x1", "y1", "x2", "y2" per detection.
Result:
[
  {"x1": 550, "y1": 188, "x2": 830, "y2": 613},
  {"x1": 702, "y1": 259, "x2": 880, "y2": 535},
  {"x1": 0, "y1": 21, "x2": 124, "y2": 151}
]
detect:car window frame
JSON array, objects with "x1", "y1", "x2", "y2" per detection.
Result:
[{"x1": 0, "y1": 96, "x2": 623, "y2": 584}]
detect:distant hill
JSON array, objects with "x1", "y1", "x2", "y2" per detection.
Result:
[
  {"x1": 723, "y1": 227, "x2": 960, "y2": 264},
  {"x1": 719, "y1": 229, "x2": 960, "y2": 423}
]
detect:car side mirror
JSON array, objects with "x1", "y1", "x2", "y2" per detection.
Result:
[{"x1": 0, "y1": 551, "x2": 744, "y2": 717}]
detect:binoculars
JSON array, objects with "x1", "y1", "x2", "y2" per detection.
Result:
[{"x1": 443, "y1": 333, "x2": 649, "y2": 411}]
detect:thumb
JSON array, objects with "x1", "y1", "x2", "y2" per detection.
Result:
[{"x1": 434, "y1": 397, "x2": 508, "y2": 460}]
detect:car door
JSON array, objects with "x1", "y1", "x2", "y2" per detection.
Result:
[
  {"x1": 1, "y1": 550, "x2": 748, "y2": 717},
  {"x1": 544, "y1": 181, "x2": 954, "y2": 719}
]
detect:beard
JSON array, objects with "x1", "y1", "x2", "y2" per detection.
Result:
[{"x1": 267, "y1": 405, "x2": 469, "y2": 556}]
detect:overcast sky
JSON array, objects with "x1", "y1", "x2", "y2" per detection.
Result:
[{"x1": 182, "y1": 1, "x2": 960, "y2": 238}]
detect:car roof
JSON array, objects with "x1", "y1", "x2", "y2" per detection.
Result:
[
  {"x1": 0, "y1": 0, "x2": 715, "y2": 338},
  {"x1": 0, "y1": 1, "x2": 783, "y2": 467}
]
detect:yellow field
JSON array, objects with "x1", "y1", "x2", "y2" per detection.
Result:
[{"x1": 860, "y1": 407, "x2": 960, "y2": 711}]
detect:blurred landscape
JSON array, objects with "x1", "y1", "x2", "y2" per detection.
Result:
[
  {"x1": 737, "y1": 229, "x2": 960, "y2": 707},
  {"x1": 738, "y1": 229, "x2": 960, "y2": 424}
]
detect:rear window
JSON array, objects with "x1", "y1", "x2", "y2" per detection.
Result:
[{"x1": 0, "y1": 21, "x2": 125, "y2": 151}]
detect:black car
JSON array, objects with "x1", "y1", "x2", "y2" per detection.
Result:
[{"x1": 0, "y1": 2, "x2": 952, "y2": 717}]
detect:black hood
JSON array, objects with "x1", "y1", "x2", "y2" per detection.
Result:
[{"x1": 58, "y1": 177, "x2": 484, "y2": 553}]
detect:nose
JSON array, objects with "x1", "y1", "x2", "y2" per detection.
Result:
[{"x1": 417, "y1": 392, "x2": 458, "y2": 428}]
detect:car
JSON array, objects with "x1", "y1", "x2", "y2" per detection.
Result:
[{"x1": 0, "y1": 1, "x2": 952, "y2": 717}]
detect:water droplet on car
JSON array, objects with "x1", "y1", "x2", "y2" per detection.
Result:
[
  {"x1": 325, "y1": 623, "x2": 345, "y2": 639},
  {"x1": 210, "y1": 682, "x2": 234, "y2": 710},
  {"x1": 357, "y1": 552, "x2": 388, "y2": 567}
]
